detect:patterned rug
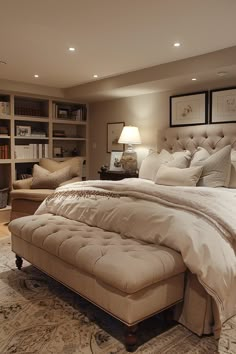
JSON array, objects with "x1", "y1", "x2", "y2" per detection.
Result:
[{"x1": 0, "y1": 236, "x2": 235, "y2": 354}]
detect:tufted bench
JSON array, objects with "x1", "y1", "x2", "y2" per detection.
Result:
[{"x1": 9, "y1": 213, "x2": 186, "y2": 351}]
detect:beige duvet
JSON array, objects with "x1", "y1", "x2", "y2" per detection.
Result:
[{"x1": 36, "y1": 178, "x2": 236, "y2": 330}]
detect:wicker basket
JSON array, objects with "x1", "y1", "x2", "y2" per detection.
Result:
[{"x1": 0, "y1": 188, "x2": 9, "y2": 209}]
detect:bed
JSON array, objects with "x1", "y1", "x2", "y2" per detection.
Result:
[{"x1": 9, "y1": 123, "x2": 236, "y2": 352}]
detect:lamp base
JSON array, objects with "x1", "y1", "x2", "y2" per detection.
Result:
[{"x1": 121, "y1": 150, "x2": 137, "y2": 173}]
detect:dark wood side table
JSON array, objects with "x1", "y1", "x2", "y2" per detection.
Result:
[{"x1": 98, "y1": 170, "x2": 138, "y2": 180}]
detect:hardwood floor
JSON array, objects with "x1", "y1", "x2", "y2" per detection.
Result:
[{"x1": 0, "y1": 223, "x2": 10, "y2": 238}]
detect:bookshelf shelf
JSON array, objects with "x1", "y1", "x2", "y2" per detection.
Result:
[
  {"x1": 0, "y1": 92, "x2": 88, "y2": 189},
  {"x1": 0, "y1": 159, "x2": 11, "y2": 164},
  {"x1": 0, "y1": 114, "x2": 12, "y2": 120},
  {"x1": 14, "y1": 159, "x2": 40, "y2": 163},
  {"x1": 53, "y1": 155, "x2": 86, "y2": 162},
  {"x1": 14, "y1": 116, "x2": 49, "y2": 123},
  {"x1": 14, "y1": 136, "x2": 49, "y2": 140},
  {"x1": 52, "y1": 137, "x2": 86, "y2": 141},
  {"x1": 53, "y1": 119, "x2": 87, "y2": 125}
]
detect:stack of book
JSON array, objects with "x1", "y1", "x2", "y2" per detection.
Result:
[
  {"x1": 0, "y1": 126, "x2": 9, "y2": 135},
  {"x1": 53, "y1": 130, "x2": 65, "y2": 137},
  {"x1": 14, "y1": 144, "x2": 49, "y2": 159},
  {"x1": 0, "y1": 145, "x2": 9, "y2": 159}
]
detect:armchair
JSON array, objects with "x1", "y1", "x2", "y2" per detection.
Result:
[{"x1": 10, "y1": 157, "x2": 84, "y2": 221}]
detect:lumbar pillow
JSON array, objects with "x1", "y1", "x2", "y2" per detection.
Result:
[
  {"x1": 31, "y1": 164, "x2": 73, "y2": 189},
  {"x1": 154, "y1": 165, "x2": 203, "y2": 186},
  {"x1": 39, "y1": 157, "x2": 83, "y2": 177},
  {"x1": 190, "y1": 145, "x2": 231, "y2": 187},
  {"x1": 139, "y1": 149, "x2": 191, "y2": 181}
]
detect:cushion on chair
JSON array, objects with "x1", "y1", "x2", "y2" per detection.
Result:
[
  {"x1": 11, "y1": 189, "x2": 54, "y2": 202},
  {"x1": 39, "y1": 157, "x2": 83, "y2": 177},
  {"x1": 31, "y1": 164, "x2": 74, "y2": 189},
  {"x1": 13, "y1": 177, "x2": 33, "y2": 190}
]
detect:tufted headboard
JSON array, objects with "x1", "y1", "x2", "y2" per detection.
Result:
[{"x1": 157, "y1": 123, "x2": 236, "y2": 154}]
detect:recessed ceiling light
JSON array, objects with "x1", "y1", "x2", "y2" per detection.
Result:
[
  {"x1": 0, "y1": 60, "x2": 6, "y2": 65},
  {"x1": 217, "y1": 71, "x2": 228, "y2": 76},
  {"x1": 192, "y1": 78, "x2": 197, "y2": 81},
  {"x1": 173, "y1": 42, "x2": 181, "y2": 47},
  {"x1": 93, "y1": 74, "x2": 98, "y2": 78},
  {"x1": 34, "y1": 74, "x2": 39, "y2": 78},
  {"x1": 69, "y1": 47, "x2": 75, "y2": 51}
]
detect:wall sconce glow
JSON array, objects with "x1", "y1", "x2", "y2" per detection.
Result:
[
  {"x1": 192, "y1": 78, "x2": 197, "y2": 81},
  {"x1": 69, "y1": 47, "x2": 75, "y2": 51},
  {"x1": 93, "y1": 74, "x2": 98, "y2": 78},
  {"x1": 34, "y1": 74, "x2": 39, "y2": 78},
  {"x1": 173, "y1": 42, "x2": 181, "y2": 47}
]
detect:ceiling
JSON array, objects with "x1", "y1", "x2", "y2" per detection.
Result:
[{"x1": 0, "y1": 0, "x2": 236, "y2": 99}]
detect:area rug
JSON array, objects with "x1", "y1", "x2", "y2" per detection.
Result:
[{"x1": 0, "y1": 236, "x2": 234, "y2": 354}]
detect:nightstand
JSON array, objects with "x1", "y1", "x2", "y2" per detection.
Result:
[{"x1": 98, "y1": 170, "x2": 138, "y2": 181}]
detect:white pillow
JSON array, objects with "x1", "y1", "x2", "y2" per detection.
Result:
[
  {"x1": 190, "y1": 145, "x2": 231, "y2": 187},
  {"x1": 139, "y1": 149, "x2": 191, "y2": 181},
  {"x1": 229, "y1": 150, "x2": 236, "y2": 188},
  {"x1": 155, "y1": 165, "x2": 203, "y2": 186},
  {"x1": 191, "y1": 147, "x2": 210, "y2": 164}
]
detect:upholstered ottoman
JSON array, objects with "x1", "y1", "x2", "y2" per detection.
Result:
[{"x1": 9, "y1": 214, "x2": 186, "y2": 351}]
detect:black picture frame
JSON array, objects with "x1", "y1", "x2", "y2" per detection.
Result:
[
  {"x1": 170, "y1": 91, "x2": 208, "y2": 127},
  {"x1": 210, "y1": 86, "x2": 236, "y2": 124}
]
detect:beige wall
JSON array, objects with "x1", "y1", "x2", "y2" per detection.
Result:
[
  {"x1": 88, "y1": 79, "x2": 236, "y2": 179},
  {"x1": 89, "y1": 90, "x2": 173, "y2": 179}
]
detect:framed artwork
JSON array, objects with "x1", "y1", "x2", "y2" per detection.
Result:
[
  {"x1": 107, "y1": 122, "x2": 125, "y2": 153},
  {"x1": 16, "y1": 125, "x2": 31, "y2": 136},
  {"x1": 170, "y1": 91, "x2": 208, "y2": 127},
  {"x1": 109, "y1": 151, "x2": 124, "y2": 171},
  {"x1": 210, "y1": 87, "x2": 236, "y2": 124}
]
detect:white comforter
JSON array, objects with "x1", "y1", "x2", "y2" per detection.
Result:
[{"x1": 36, "y1": 178, "x2": 236, "y2": 325}]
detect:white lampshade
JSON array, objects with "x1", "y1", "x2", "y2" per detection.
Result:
[{"x1": 118, "y1": 126, "x2": 141, "y2": 145}]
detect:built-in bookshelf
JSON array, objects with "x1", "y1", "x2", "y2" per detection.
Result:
[{"x1": 0, "y1": 92, "x2": 88, "y2": 195}]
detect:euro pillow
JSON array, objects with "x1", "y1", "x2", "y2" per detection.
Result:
[
  {"x1": 190, "y1": 145, "x2": 231, "y2": 187},
  {"x1": 190, "y1": 147, "x2": 210, "y2": 164},
  {"x1": 139, "y1": 149, "x2": 191, "y2": 181},
  {"x1": 31, "y1": 164, "x2": 73, "y2": 189},
  {"x1": 229, "y1": 150, "x2": 236, "y2": 188},
  {"x1": 154, "y1": 165, "x2": 203, "y2": 186}
]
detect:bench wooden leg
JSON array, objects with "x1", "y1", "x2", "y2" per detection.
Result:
[
  {"x1": 15, "y1": 255, "x2": 23, "y2": 270},
  {"x1": 124, "y1": 324, "x2": 138, "y2": 352}
]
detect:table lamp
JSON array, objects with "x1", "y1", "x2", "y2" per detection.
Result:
[{"x1": 118, "y1": 126, "x2": 141, "y2": 172}]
